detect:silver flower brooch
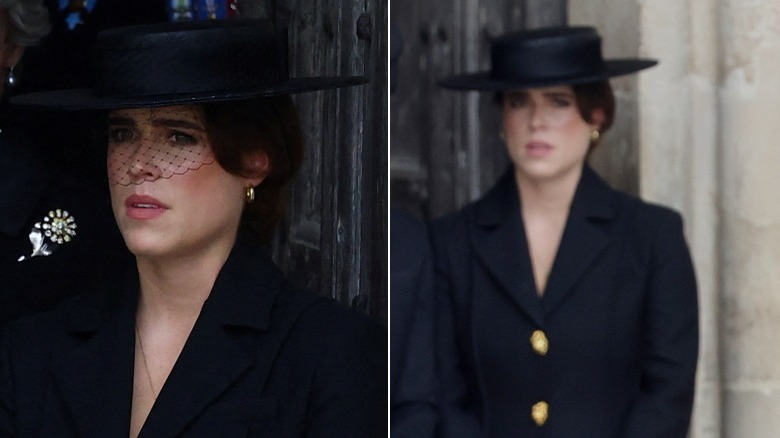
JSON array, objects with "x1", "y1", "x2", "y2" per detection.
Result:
[{"x1": 17, "y1": 209, "x2": 77, "y2": 262}]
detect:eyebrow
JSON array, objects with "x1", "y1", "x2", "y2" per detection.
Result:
[
  {"x1": 542, "y1": 91, "x2": 575, "y2": 99},
  {"x1": 504, "y1": 90, "x2": 574, "y2": 99},
  {"x1": 151, "y1": 118, "x2": 206, "y2": 132},
  {"x1": 107, "y1": 115, "x2": 135, "y2": 127},
  {"x1": 505, "y1": 91, "x2": 527, "y2": 98},
  {"x1": 106, "y1": 116, "x2": 206, "y2": 132}
]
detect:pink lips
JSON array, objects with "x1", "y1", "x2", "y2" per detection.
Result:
[
  {"x1": 525, "y1": 141, "x2": 553, "y2": 158},
  {"x1": 125, "y1": 194, "x2": 169, "y2": 220}
]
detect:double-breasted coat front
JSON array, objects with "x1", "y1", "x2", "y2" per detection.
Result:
[
  {"x1": 0, "y1": 237, "x2": 387, "y2": 437},
  {"x1": 430, "y1": 166, "x2": 698, "y2": 438}
]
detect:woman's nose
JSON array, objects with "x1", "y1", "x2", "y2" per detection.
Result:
[
  {"x1": 126, "y1": 136, "x2": 163, "y2": 183},
  {"x1": 528, "y1": 103, "x2": 546, "y2": 129}
]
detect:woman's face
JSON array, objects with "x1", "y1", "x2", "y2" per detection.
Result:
[
  {"x1": 501, "y1": 85, "x2": 602, "y2": 183},
  {"x1": 107, "y1": 105, "x2": 258, "y2": 260}
]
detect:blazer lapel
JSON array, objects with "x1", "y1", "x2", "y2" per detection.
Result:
[
  {"x1": 471, "y1": 170, "x2": 544, "y2": 326},
  {"x1": 139, "y1": 312, "x2": 255, "y2": 436},
  {"x1": 541, "y1": 166, "x2": 618, "y2": 316},
  {"x1": 139, "y1": 240, "x2": 297, "y2": 437},
  {"x1": 51, "y1": 270, "x2": 137, "y2": 438},
  {"x1": 51, "y1": 238, "x2": 313, "y2": 437}
]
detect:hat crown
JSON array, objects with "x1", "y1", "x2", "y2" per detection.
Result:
[
  {"x1": 10, "y1": 18, "x2": 368, "y2": 109},
  {"x1": 437, "y1": 25, "x2": 657, "y2": 91},
  {"x1": 93, "y1": 19, "x2": 285, "y2": 98},
  {"x1": 490, "y1": 26, "x2": 606, "y2": 84}
]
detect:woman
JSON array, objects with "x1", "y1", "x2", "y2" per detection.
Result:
[
  {"x1": 0, "y1": 0, "x2": 129, "y2": 324},
  {"x1": 0, "y1": 0, "x2": 47, "y2": 95},
  {"x1": 390, "y1": 22, "x2": 436, "y2": 438},
  {"x1": 3, "y1": 19, "x2": 385, "y2": 437},
  {"x1": 432, "y1": 27, "x2": 698, "y2": 437}
]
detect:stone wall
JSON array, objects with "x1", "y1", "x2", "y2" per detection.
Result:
[{"x1": 570, "y1": 0, "x2": 780, "y2": 436}]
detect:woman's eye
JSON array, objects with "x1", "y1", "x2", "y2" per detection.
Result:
[
  {"x1": 169, "y1": 132, "x2": 198, "y2": 146},
  {"x1": 507, "y1": 95, "x2": 528, "y2": 108},
  {"x1": 108, "y1": 128, "x2": 134, "y2": 143},
  {"x1": 552, "y1": 98, "x2": 571, "y2": 107}
]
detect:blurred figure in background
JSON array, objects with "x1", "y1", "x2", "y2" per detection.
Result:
[
  {"x1": 0, "y1": 0, "x2": 129, "y2": 322},
  {"x1": 390, "y1": 22, "x2": 437, "y2": 438}
]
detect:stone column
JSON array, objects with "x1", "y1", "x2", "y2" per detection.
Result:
[
  {"x1": 637, "y1": 1, "x2": 721, "y2": 435},
  {"x1": 713, "y1": 2, "x2": 780, "y2": 435},
  {"x1": 570, "y1": 0, "x2": 722, "y2": 436},
  {"x1": 574, "y1": 0, "x2": 780, "y2": 435}
]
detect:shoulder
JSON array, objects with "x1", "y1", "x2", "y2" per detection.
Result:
[
  {"x1": 598, "y1": 182, "x2": 691, "y2": 269},
  {"x1": 428, "y1": 209, "x2": 470, "y2": 272},
  {"x1": 430, "y1": 169, "x2": 516, "y2": 243},
  {"x1": 429, "y1": 201, "x2": 479, "y2": 249},
  {"x1": 576, "y1": 165, "x2": 684, "y2": 233},
  {"x1": 1, "y1": 301, "x2": 74, "y2": 375},
  {"x1": 3, "y1": 260, "x2": 132, "y2": 353},
  {"x1": 391, "y1": 209, "x2": 427, "y2": 241},
  {"x1": 430, "y1": 206, "x2": 469, "y2": 234},
  {"x1": 275, "y1": 287, "x2": 386, "y2": 404},
  {"x1": 391, "y1": 209, "x2": 432, "y2": 275},
  {"x1": 274, "y1": 288, "x2": 386, "y2": 435},
  {"x1": 612, "y1": 189, "x2": 686, "y2": 238},
  {"x1": 428, "y1": 194, "x2": 494, "y2": 263},
  {"x1": 568, "y1": 165, "x2": 684, "y2": 239},
  {"x1": 272, "y1": 285, "x2": 386, "y2": 388},
  {"x1": 282, "y1": 286, "x2": 385, "y2": 351},
  {"x1": 3, "y1": 286, "x2": 91, "y2": 335}
]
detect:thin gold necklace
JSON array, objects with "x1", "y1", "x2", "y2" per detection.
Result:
[{"x1": 135, "y1": 325, "x2": 159, "y2": 400}]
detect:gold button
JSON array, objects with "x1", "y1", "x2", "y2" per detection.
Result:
[
  {"x1": 530, "y1": 330, "x2": 549, "y2": 356},
  {"x1": 531, "y1": 401, "x2": 549, "y2": 426}
]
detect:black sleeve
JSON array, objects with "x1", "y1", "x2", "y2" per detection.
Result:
[
  {"x1": 391, "y1": 217, "x2": 437, "y2": 438},
  {"x1": 306, "y1": 315, "x2": 388, "y2": 438},
  {"x1": 621, "y1": 211, "x2": 699, "y2": 437}
]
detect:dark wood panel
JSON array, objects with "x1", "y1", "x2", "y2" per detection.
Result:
[
  {"x1": 391, "y1": 0, "x2": 567, "y2": 221},
  {"x1": 243, "y1": 0, "x2": 387, "y2": 322}
]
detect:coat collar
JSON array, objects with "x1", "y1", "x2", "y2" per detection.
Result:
[
  {"x1": 62, "y1": 235, "x2": 283, "y2": 334},
  {"x1": 470, "y1": 165, "x2": 619, "y2": 324},
  {"x1": 52, "y1": 236, "x2": 288, "y2": 437}
]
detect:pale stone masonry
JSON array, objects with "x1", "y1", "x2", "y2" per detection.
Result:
[{"x1": 571, "y1": 0, "x2": 780, "y2": 436}]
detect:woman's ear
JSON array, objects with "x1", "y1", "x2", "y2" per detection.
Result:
[
  {"x1": 589, "y1": 108, "x2": 606, "y2": 131},
  {"x1": 4, "y1": 44, "x2": 24, "y2": 69},
  {"x1": 243, "y1": 151, "x2": 271, "y2": 187}
]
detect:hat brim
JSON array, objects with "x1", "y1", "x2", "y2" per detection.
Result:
[
  {"x1": 11, "y1": 76, "x2": 368, "y2": 110},
  {"x1": 438, "y1": 59, "x2": 657, "y2": 91}
]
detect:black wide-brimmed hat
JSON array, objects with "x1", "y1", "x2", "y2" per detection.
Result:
[
  {"x1": 12, "y1": 18, "x2": 368, "y2": 110},
  {"x1": 439, "y1": 26, "x2": 657, "y2": 91}
]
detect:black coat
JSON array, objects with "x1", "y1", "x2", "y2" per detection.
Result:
[
  {"x1": 0, "y1": 237, "x2": 387, "y2": 437},
  {"x1": 431, "y1": 166, "x2": 698, "y2": 438},
  {"x1": 0, "y1": 119, "x2": 132, "y2": 324},
  {"x1": 390, "y1": 210, "x2": 436, "y2": 438}
]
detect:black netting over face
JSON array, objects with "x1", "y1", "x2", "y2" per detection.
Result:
[{"x1": 107, "y1": 105, "x2": 216, "y2": 186}]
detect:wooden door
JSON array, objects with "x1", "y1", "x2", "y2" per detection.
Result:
[
  {"x1": 390, "y1": 0, "x2": 566, "y2": 220},
  {"x1": 243, "y1": 0, "x2": 388, "y2": 323}
]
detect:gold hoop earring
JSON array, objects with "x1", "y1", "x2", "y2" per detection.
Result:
[
  {"x1": 590, "y1": 130, "x2": 600, "y2": 143},
  {"x1": 245, "y1": 186, "x2": 255, "y2": 204}
]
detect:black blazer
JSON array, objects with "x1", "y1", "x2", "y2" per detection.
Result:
[
  {"x1": 0, "y1": 237, "x2": 387, "y2": 437},
  {"x1": 431, "y1": 166, "x2": 698, "y2": 438},
  {"x1": 390, "y1": 210, "x2": 436, "y2": 438},
  {"x1": 0, "y1": 122, "x2": 131, "y2": 324}
]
